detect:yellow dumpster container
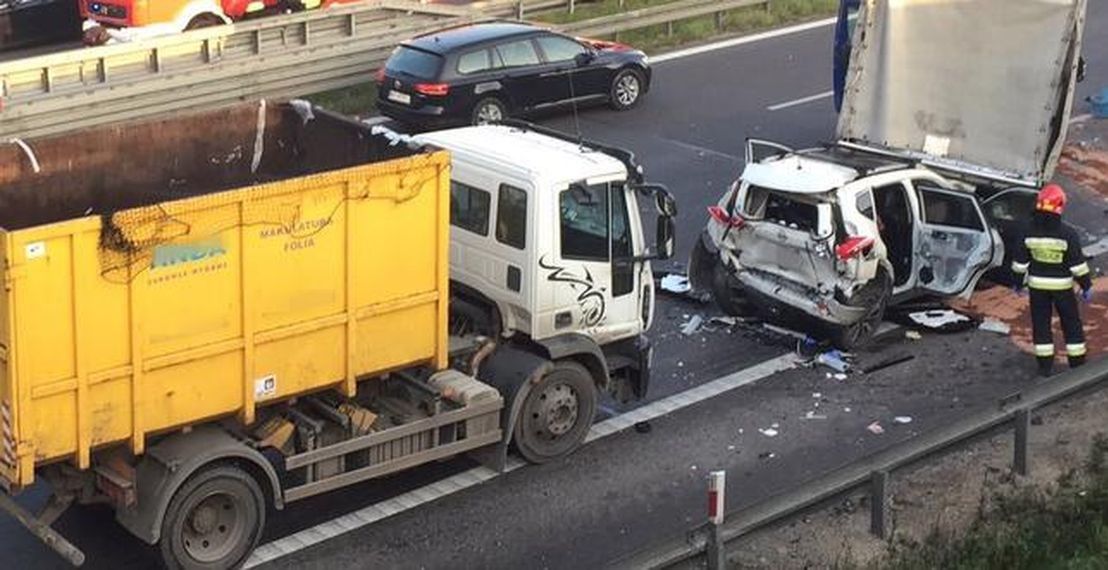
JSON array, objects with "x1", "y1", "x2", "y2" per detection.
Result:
[{"x1": 0, "y1": 103, "x2": 451, "y2": 489}]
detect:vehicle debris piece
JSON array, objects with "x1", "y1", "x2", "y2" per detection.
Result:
[
  {"x1": 893, "y1": 416, "x2": 913, "y2": 425},
  {"x1": 833, "y1": 373, "x2": 848, "y2": 381},
  {"x1": 680, "y1": 314, "x2": 704, "y2": 335},
  {"x1": 758, "y1": 452, "x2": 776, "y2": 460},
  {"x1": 861, "y1": 354, "x2": 915, "y2": 374},
  {"x1": 660, "y1": 273, "x2": 692, "y2": 294},
  {"x1": 801, "y1": 411, "x2": 827, "y2": 420},
  {"x1": 903, "y1": 309, "x2": 977, "y2": 332},
  {"x1": 816, "y1": 350, "x2": 850, "y2": 372},
  {"x1": 866, "y1": 422, "x2": 885, "y2": 435},
  {"x1": 634, "y1": 421, "x2": 652, "y2": 434},
  {"x1": 763, "y1": 323, "x2": 808, "y2": 340},
  {"x1": 759, "y1": 428, "x2": 779, "y2": 437},
  {"x1": 905, "y1": 330, "x2": 922, "y2": 340},
  {"x1": 978, "y1": 318, "x2": 1012, "y2": 335}
]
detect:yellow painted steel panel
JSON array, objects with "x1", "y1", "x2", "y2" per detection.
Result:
[{"x1": 0, "y1": 118, "x2": 451, "y2": 487}]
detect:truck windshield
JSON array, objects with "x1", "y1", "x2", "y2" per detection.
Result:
[{"x1": 386, "y1": 46, "x2": 444, "y2": 80}]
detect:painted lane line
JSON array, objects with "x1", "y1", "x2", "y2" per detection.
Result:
[
  {"x1": 652, "y1": 17, "x2": 837, "y2": 64},
  {"x1": 767, "y1": 90, "x2": 835, "y2": 111},
  {"x1": 244, "y1": 353, "x2": 798, "y2": 567}
]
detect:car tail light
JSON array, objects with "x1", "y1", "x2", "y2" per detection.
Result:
[
  {"x1": 835, "y1": 236, "x2": 875, "y2": 260},
  {"x1": 707, "y1": 205, "x2": 744, "y2": 228},
  {"x1": 414, "y1": 83, "x2": 450, "y2": 96},
  {"x1": 374, "y1": 68, "x2": 385, "y2": 84}
]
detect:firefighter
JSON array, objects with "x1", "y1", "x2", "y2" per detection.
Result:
[{"x1": 1011, "y1": 183, "x2": 1093, "y2": 376}]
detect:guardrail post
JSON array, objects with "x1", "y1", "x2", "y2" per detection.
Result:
[
  {"x1": 517, "y1": 0, "x2": 524, "y2": 19},
  {"x1": 568, "y1": 0, "x2": 575, "y2": 15},
  {"x1": 666, "y1": 21, "x2": 673, "y2": 37},
  {"x1": 869, "y1": 470, "x2": 888, "y2": 539},
  {"x1": 706, "y1": 471, "x2": 726, "y2": 570},
  {"x1": 714, "y1": 10, "x2": 724, "y2": 32},
  {"x1": 1014, "y1": 408, "x2": 1030, "y2": 476}
]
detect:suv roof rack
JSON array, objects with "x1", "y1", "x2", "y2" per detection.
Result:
[{"x1": 497, "y1": 119, "x2": 646, "y2": 185}]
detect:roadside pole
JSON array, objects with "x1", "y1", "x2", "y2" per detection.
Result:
[{"x1": 706, "y1": 470, "x2": 726, "y2": 570}]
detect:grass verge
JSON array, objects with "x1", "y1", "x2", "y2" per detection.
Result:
[{"x1": 852, "y1": 436, "x2": 1108, "y2": 570}]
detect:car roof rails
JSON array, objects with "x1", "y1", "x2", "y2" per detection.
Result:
[{"x1": 496, "y1": 119, "x2": 646, "y2": 185}]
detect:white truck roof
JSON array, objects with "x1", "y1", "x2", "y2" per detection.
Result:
[
  {"x1": 414, "y1": 125, "x2": 628, "y2": 187},
  {"x1": 837, "y1": 0, "x2": 1085, "y2": 187}
]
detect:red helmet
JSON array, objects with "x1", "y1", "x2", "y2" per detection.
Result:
[{"x1": 1036, "y1": 183, "x2": 1066, "y2": 215}]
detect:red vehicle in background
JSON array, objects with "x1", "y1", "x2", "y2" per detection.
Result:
[{"x1": 81, "y1": 0, "x2": 356, "y2": 44}]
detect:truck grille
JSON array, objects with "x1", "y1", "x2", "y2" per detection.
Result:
[{"x1": 1, "y1": 401, "x2": 13, "y2": 468}]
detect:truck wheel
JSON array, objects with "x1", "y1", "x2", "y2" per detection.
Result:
[
  {"x1": 514, "y1": 361, "x2": 597, "y2": 464},
  {"x1": 159, "y1": 465, "x2": 265, "y2": 570},
  {"x1": 830, "y1": 272, "x2": 891, "y2": 350},
  {"x1": 185, "y1": 14, "x2": 224, "y2": 30}
]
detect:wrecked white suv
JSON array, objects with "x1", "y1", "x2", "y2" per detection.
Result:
[
  {"x1": 691, "y1": 0, "x2": 1085, "y2": 348},
  {"x1": 691, "y1": 140, "x2": 1005, "y2": 348}
]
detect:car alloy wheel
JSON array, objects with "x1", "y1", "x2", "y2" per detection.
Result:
[
  {"x1": 610, "y1": 69, "x2": 644, "y2": 110},
  {"x1": 472, "y1": 98, "x2": 506, "y2": 125}
]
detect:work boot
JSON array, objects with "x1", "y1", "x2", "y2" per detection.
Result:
[
  {"x1": 1036, "y1": 357, "x2": 1054, "y2": 378},
  {"x1": 1069, "y1": 355, "x2": 1086, "y2": 369}
]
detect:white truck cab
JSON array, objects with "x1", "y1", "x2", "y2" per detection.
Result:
[{"x1": 412, "y1": 121, "x2": 676, "y2": 461}]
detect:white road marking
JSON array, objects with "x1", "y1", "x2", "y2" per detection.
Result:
[
  {"x1": 652, "y1": 17, "x2": 837, "y2": 64},
  {"x1": 767, "y1": 90, "x2": 834, "y2": 111},
  {"x1": 244, "y1": 353, "x2": 799, "y2": 567}
]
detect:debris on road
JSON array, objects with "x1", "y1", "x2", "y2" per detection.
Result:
[
  {"x1": 634, "y1": 421, "x2": 652, "y2": 434},
  {"x1": 866, "y1": 421, "x2": 885, "y2": 435},
  {"x1": 763, "y1": 323, "x2": 809, "y2": 340},
  {"x1": 759, "y1": 428, "x2": 779, "y2": 437},
  {"x1": 816, "y1": 350, "x2": 850, "y2": 372},
  {"x1": 801, "y1": 410, "x2": 827, "y2": 420},
  {"x1": 660, "y1": 273, "x2": 691, "y2": 294},
  {"x1": 812, "y1": 392, "x2": 822, "y2": 398},
  {"x1": 893, "y1": 416, "x2": 913, "y2": 425},
  {"x1": 894, "y1": 308, "x2": 978, "y2": 333},
  {"x1": 861, "y1": 354, "x2": 915, "y2": 374},
  {"x1": 680, "y1": 314, "x2": 704, "y2": 335},
  {"x1": 978, "y1": 318, "x2": 1012, "y2": 335},
  {"x1": 833, "y1": 373, "x2": 848, "y2": 381},
  {"x1": 905, "y1": 330, "x2": 922, "y2": 341},
  {"x1": 758, "y1": 452, "x2": 776, "y2": 460}
]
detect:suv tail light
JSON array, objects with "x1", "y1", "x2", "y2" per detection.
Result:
[
  {"x1": 414, "y1": 83, "x2": 450, "y2": 96},
  {"x1": 835, "y1": 236, "x2": 875, "y2": 260},
  {"x1": 707, "y1": 205, "x2": 744, "y2": 228}
]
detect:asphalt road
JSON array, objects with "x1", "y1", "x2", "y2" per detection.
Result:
[{"x1": 5, "y1": 5, "x2": 1108, "y2": 569}]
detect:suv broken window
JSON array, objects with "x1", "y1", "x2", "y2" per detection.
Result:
[{"x1": 744, "y1": 185, "x2": 820, "y2": 233}]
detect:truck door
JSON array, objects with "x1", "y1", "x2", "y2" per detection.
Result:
[
  {"x1": 543, "y1": 180, "x2": 639, "y2": 345},
  {"x1": 910, "y1": 182, "x2": 1000, "y2": 297}
]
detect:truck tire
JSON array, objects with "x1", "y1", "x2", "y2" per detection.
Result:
[
  {"x1": 514, "y1": 360, "x2": 597, "y2": 464},
  {"x1": 159, "y1": 465, "x2": 265, "y2": 570},
  {"x1": 185, "y1": 14, "x2": 224, "y2": 30},
  {"x1": 829, "y1": 271, "x2": 892, "y2": 350}
]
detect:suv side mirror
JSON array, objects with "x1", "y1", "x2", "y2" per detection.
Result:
[
  {"x1": 655, "y1": 216, "x2": 675, "y2": 260},
  {"x1": 574, "y1": 51, "x2": 594, "y2": 67}
]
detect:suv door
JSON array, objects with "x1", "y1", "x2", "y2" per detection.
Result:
[
  {"x1": 492, "y1": 37, "x2": 557, "y2": 109},
  {"x1": 910, "y1": 182, "x2": 1000, "y2": 296}
]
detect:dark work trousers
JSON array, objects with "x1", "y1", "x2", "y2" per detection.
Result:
[{"x1": 1029, "y1": 288, "x2": 1087, "y2": 374}]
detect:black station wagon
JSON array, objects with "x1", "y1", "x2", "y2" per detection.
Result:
[{"x1": 375, "y1": 22, "x2": 652, "y2": 127}]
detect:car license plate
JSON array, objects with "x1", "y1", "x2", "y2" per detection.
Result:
[{"x1": 387, "y1": 90, "x2": 411, "y2": 105}]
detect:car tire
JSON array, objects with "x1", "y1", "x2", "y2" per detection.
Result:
[
  {"x1": 608, "y1": 68, "x2": 645, "y2": 111},
  {"x1": 829, "y1": 271, "x2": 892, "y2": 350},
  {"x1": 471, "y1": 97, "x2": 508, "y2": 125}
]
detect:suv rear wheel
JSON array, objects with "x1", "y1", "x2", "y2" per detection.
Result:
[
  {"x1": 830, "y1": 271, "x2": 892, "y2": 350},
  {"x1": 471, "y1": 97, "x2": 507, "y2": 125}
]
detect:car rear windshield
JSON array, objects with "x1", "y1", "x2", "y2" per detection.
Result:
[
  {"x1": 386, "y1": 46, "x2": 444, "y2": 80},
  {"x1": 743, "y1": 185, "x2": 822, "y2": 233}
]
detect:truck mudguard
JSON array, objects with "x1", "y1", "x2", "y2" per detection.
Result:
[
  {"x1": 471, "y1": 345, "x2": 553, "y2": 471},
  {"x1": 115, "y1": 426, "x2": 283, "y2": 544},
  {"x1": 535, "y1": 332, "x2": 609, "y2": 389}
]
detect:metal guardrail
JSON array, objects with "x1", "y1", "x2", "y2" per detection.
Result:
[
  {"x1": 610, "y1": 357, "x2": 1108, "y2": 569},
  {"x1": 0, "y1": 0, "x2": 471, "y2": 139},
  {"x1": 0, "y1": 0, "x2": 777, "y2": 139}
]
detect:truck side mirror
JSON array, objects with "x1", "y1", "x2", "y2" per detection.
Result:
[{"x1": 655, "y1": 216, "x2": 675, "y2": 260}]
